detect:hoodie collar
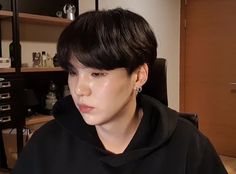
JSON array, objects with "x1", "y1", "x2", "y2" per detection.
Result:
[{"x1": 53, "y1": 94, "x2": 178, "y2": 167}]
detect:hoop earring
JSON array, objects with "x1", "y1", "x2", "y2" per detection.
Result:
[{"x1": 135, "y1": 86, "x2": 142, "y2": 94}]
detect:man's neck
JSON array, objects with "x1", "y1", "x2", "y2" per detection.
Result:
[{"x1": 95, "y1": 107, "x2": 143, "y2": 154}]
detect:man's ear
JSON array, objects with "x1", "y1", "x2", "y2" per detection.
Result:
[{"x1": 134, "y1": 63, "x2": 149, "y2": 88}]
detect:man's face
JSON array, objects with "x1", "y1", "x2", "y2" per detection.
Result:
[{"x1": 68, "y1": 59, "x2": 138, "y2": 128}]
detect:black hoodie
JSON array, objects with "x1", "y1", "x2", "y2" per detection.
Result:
[{"x1": 13, "y1": 95, "x2": 227, "y2": 174}]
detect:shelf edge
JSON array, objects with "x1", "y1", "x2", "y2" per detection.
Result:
[
  {"x1": 21, "y1": 67, "x2": 64, "y2": 72},
  {"x1": 0, "y1": 10, "x2": 13, "y2": 19},
  {"x1": 19, "y1": 12, "x2": 71, "y2": 26},
  {"x1": 0, "y1": 68, "x2": 16, "y2": 73}
]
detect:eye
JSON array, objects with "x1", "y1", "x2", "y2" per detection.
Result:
[{"x1": 91, "y1": 72, "x2": 107, "y2": 78}]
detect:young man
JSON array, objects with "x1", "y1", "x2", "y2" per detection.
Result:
[{"x1": 13, "y1": 8, "x2": 227, "y2": 174}]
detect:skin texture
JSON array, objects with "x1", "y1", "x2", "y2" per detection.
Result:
[{"x1": 68, "y1": 58, "x2": 148, "y2": 153}]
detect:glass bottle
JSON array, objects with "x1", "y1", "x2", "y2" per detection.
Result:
[
  {"x1": 42, "y1": 51, "x2": 47, "y2": 67},
  {"x1": 45, "y1": 81, "x2": 58, "y2": 114},
  {"x1": 9, "y1": 42, "x2": 21, "y2": 67}
]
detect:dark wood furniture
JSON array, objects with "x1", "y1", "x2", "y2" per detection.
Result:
[{"x1": 0, "y1": 0, "x2": 72, "y2": 160}]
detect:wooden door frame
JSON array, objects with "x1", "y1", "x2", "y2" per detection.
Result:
[{"x1": 180, "y1": 0, "x2": 187, "y2": 112}]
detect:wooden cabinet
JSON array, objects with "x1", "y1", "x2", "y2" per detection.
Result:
[
  {"x1": 0, "y1": 74, "x2": 26, "y2": 127},
  {"x1": 0, "y1": 73, "x2": 26, "y2": 157}
]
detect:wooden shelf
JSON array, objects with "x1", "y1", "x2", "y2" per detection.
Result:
[
  {"x1": 0, "y1": 10, "x2": 71, "y2": 26},
  {"x1": 26, "y1": 115, "x2": 54, "y2": 126},
  {"x1": 0, "y1": 10, "x2": 13, "y2": 19},
  {"x1": 0, "y1": 68, "x2": 15, "y2": 73},
  {"x1": 21, "y1": 67, "x2": 64, "y2": 72},
  {"x1": 19, "y1": 13, "x2": 71, "y2": 26}
]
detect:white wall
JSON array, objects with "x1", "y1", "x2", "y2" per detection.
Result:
[{"x1": 80, "y1": 0, "x2": 181, "y2": 110}]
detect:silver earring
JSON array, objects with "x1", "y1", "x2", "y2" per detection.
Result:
[{"x1": 136, "y1": 86, "x2": 142, "y2": 94}]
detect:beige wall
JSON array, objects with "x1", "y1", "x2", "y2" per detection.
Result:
[{"x1": 80, "y1": 0, "x2": 181, "y2": 110}]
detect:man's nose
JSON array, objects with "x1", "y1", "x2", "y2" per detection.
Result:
[{"x1": 74, "y1": 76, "x2": 91, "y2": 96}]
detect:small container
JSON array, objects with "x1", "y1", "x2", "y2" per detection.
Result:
[{"x1": 42, "y1": 51, "x2": 47, "y2": 67}]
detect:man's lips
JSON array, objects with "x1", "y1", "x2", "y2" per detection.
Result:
[{"x1": 78, "y1": 104, "x2": 94, "y2": 113}]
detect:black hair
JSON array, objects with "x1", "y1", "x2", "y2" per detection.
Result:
[{"x1": 57, "y1": 8, "x2": 157, "y2": 75}]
